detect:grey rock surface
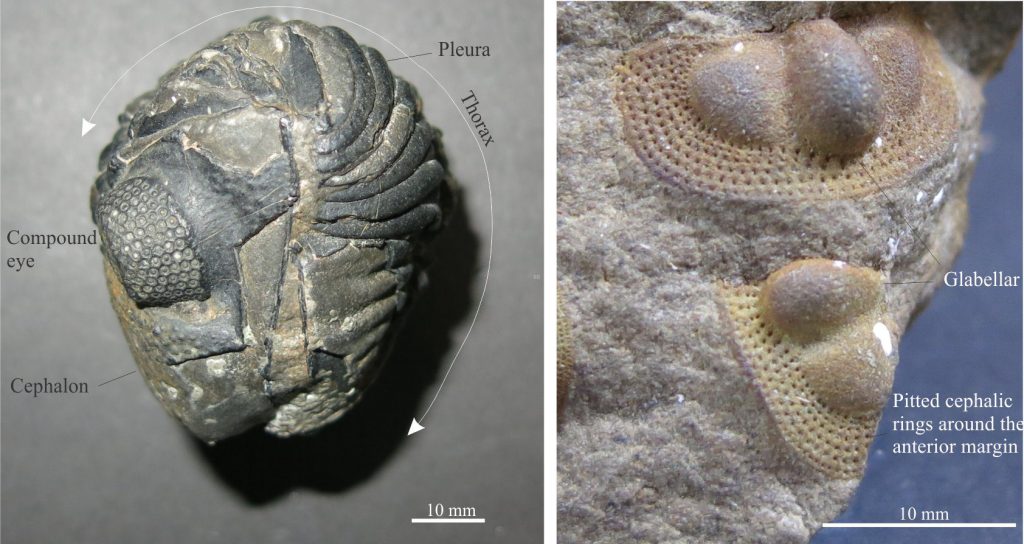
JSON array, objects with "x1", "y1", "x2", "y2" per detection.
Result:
[{"x1": 557, "y1": 2, "x2": 1018, "y2": 542}]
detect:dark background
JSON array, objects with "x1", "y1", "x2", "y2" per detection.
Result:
[
  {"x1": 815, "y1": 39, "x2": 1023, "y2": 544},
  {"x1": 0, "y1": 1, "x2": 542, "y2": 543}
]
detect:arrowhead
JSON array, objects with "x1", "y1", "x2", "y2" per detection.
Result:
[
  {"x1": 81, "y1": 118, "x2": 96, "y2": 137},
  {"x1": 407, "y1": 418, "x2": 425, "y2": 436}
]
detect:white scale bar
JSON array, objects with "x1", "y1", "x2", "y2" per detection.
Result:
[
  {"x1": 823, "y1": 523, "x2": 1016, "y2": 528},
  {"x1": 410, "y1": 518, "x2": 486, "y2": 524}
]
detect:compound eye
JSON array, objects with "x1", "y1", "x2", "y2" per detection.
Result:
[{"x1": 95, "y1": 177, "x2": 209, "y2": 307}]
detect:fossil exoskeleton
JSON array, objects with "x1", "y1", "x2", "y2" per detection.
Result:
[
  {"x1": 616, "y1": 10, "x2": 957, "y2": 200},
  {"x1": 720, "y1": 259, "x2": 896, "y2": 478},
  {"x1": 91, "y1": 18, "x2": 452, "y2": 442}
]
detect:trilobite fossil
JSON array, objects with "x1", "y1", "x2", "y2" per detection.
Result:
[{"x1": 90, "y1": 18, "x2": 452, "y2": 442}]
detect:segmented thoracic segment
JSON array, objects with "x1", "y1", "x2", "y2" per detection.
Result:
[{"x1": 307, "y1": 26, "x2": 444, "y2": 240}]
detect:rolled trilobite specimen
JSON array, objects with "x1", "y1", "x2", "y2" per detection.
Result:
[{"x1": 90, "y1": 18, "x2": 452, "y2": 442}]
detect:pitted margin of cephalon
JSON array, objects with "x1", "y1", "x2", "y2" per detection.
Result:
[{"x1": 720, "y1": 284, "x2": 880, "y2": 478}]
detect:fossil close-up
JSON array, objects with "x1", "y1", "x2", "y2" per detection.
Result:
[
  {"x1": 558, "y1": 2, "x2": 1019, "y2": 542},
  {"x1": 91, "y1": 18, "x2": 451, "y2": 443}
]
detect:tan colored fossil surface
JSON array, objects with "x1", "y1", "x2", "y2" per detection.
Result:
[
  {"x1": 557, "y1": 288, "x2": 576, "y2": 422},
  {"x1": 557, "y1": 2, "x2": 1018, "y2": 542}
]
